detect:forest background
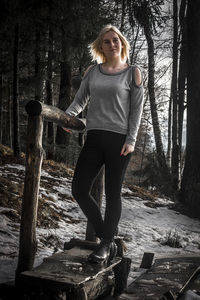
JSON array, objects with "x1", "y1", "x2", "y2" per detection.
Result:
[{"x1": 0, "y1": 0, "x2": 200, "y2": 216}]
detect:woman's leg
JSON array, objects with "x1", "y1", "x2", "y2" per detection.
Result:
[
  {"x1": 103, "y1": 132, "x2": 131, "y2": 240},
  {"x1": 87, "y1": 131, "x2": 131, "y2": 263},
  {"x1": 72, "y1": 132, "x2": 104, "y2": 238},
  {"x1": 103, "y1": 154, "x2": 131, "y2": 240}
]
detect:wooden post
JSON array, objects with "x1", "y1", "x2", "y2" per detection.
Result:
[
  {"x1": 15, "y1": 100, "x2": 85, "y2": 281},
  {"x1": 16, "y1": 115, "x2": 43, "y2": 279}
]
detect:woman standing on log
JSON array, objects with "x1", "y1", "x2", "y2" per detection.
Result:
[{"x1": 65, "y1": 24, "x2": 144, "y2": 263}]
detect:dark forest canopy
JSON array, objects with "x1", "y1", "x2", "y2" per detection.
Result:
[{"x1": 0, "y1": 0, "x2": 200, "y2": 216}]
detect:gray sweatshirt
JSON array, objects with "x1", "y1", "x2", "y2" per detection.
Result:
[{"x1": 65, "y1": 64, "x2": 144, "y2": 147}]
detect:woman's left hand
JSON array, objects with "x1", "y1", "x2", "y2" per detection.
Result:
[
  {"x1": 121, "y1": 144, "x2": 134, "y2": 156},
  {"x1": 62, "y1": 127, "x2": 72, "y2": 134}
]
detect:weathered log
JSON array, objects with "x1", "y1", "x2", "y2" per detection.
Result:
[
  {"x1": 16, "y1": 115, "x2": 43, "y2": 279},
  {"x1": 25, "y1": 100, "x2": 85, "y2": 131}
]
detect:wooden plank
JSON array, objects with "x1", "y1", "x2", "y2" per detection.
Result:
[
  {"x1": 140, "y1": 252, "x2": 154, "y2": 269},
  {"x1": 119, "y1": 255, "x2": 200, "y2": 300}
]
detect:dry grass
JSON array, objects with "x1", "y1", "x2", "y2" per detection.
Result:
[{"x1": 0, "y1": 144, "x2": 75, "y2": 228}]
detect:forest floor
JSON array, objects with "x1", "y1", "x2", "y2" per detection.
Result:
[{"x1": 0, "y1": 143, "x2": 200, "y2": 287}]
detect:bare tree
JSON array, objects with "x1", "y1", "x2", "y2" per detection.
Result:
[{"x1": 129, "y1": 0, "x2": 170, "y2": 180}]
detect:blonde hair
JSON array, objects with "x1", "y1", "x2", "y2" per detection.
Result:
[{"x1": 89, "y1": 24, "x2": 130, "y2": 64}]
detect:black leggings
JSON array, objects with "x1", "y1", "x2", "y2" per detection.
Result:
[{"x1": 72, "y1": 130, "x2": 131, "y2": 240}]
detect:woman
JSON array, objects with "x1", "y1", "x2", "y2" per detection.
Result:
[{"x1": 64, "y1": 24, "x2": 144, "y2": 263}]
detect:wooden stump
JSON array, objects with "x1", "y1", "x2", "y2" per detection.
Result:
[{"x1": 18, "y1": 241, "x2": 122, "y2": 300}]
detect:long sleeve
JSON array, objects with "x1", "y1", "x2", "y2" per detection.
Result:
[
  {"x1": 65, "y1": 72, "x2": 90, "y2": 117},
  {"x1": 125, "y1": 67, "x2": 144, "y2": 147}
]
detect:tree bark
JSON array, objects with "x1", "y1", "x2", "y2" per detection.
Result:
[
  {"x1": 178, "y1": 0, "x2": 187, "y2": 155},
  {"x1": 180, "y1": 0, "x2": 200, "y2": 216},
  {"x1": 8, "y1": 82, "x2": 12, "y2": 148},
  {"x1": 120, "y1": 0, "x2": 126, "y2": 32},
  {"x1": 46, "y1": 27, "x2": 54, "y2": 160},
  {"x1": 55, "y1": 62, "x2": 71, "y2": 147},
  {"x1": 167, "y1": 89, "x2": 172, "y2": 166},
  {"x1": 13, "y1": 23, "x2": 20, "y2": 157},
  {"x1": 171, "y1": 0, "x2": 180, "y2": 190},
  {"x1": 0, "y1": 75, "x2": 3, "y2": 144},
  {"x1": 34, "y1": 25, "x2": 42, "y2": 102},
  {"x1": 55, "y1": 28, "x2": 72, "y2": 161}
]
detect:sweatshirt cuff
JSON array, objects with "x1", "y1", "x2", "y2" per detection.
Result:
[{"x1": 125, "y1": 136, "x2": 136, "y2": 147}]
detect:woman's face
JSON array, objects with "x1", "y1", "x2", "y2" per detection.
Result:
[{"x1": 101, "y1": 30, "x2": 123, "y2": 61}]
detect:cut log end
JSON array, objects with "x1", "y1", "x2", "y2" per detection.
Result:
[{"x1": 25, "y1": 100, "x2": 42, "y2": 116}]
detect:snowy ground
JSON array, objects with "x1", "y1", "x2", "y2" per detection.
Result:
[{"x1": 0, "y1": 163, "x2": 200, "y2": 284}]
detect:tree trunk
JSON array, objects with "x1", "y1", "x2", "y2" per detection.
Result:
[
  {"x1": 13, "y1": 23, "x2": 20, "y2": 157},
  {"x1": 130, "y1": 25, "x2": 140, "y2": 65},
  {"x1": 55, "y1": 29, "x2": 72, "y2": 162},
  {"x1": 46, "y1": 27, "x2": 54, "y2": 160},
  {"x1": 180, "y1": 0, "x2": 200, "y2": 216},
  {"x1": 0, "y1": 75, "x2": 3, "y2": 144},
  {"x1": 34, "y1": 25, "x2": 42, "y2": 102},
  {"x1": 171, "y1": 0, "x2": 180, "y2": 190},
  {"x1": 178, "y1": 0, "x2": 187, "y2": 156},
  {"x1": 167, "y1": 89, "x2": 172, "y2": 166},
  {"x1": 120, "y1": 0, "x2": 126, "y2": 32},
  {"x1": 8, "y1": 81, "x2": 12, "y2": 148},
  {"x1": 144, "y1": 26, "x2": 170, "y2": 180},
  {"x1": 55, "y1": 62, "x2": 71, "y2": 142}
]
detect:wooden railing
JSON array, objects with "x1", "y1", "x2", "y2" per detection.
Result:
[{"x1": 15, "y1": 100, "x2": 86, "y2": 278}]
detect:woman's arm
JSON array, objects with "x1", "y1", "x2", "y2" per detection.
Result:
[
  {"x1": 65, "y1": 65, "x2": 94, "y2": 117},
  {"x1": 121, "y1": 67, "x2": 144, "y2": 156}
]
